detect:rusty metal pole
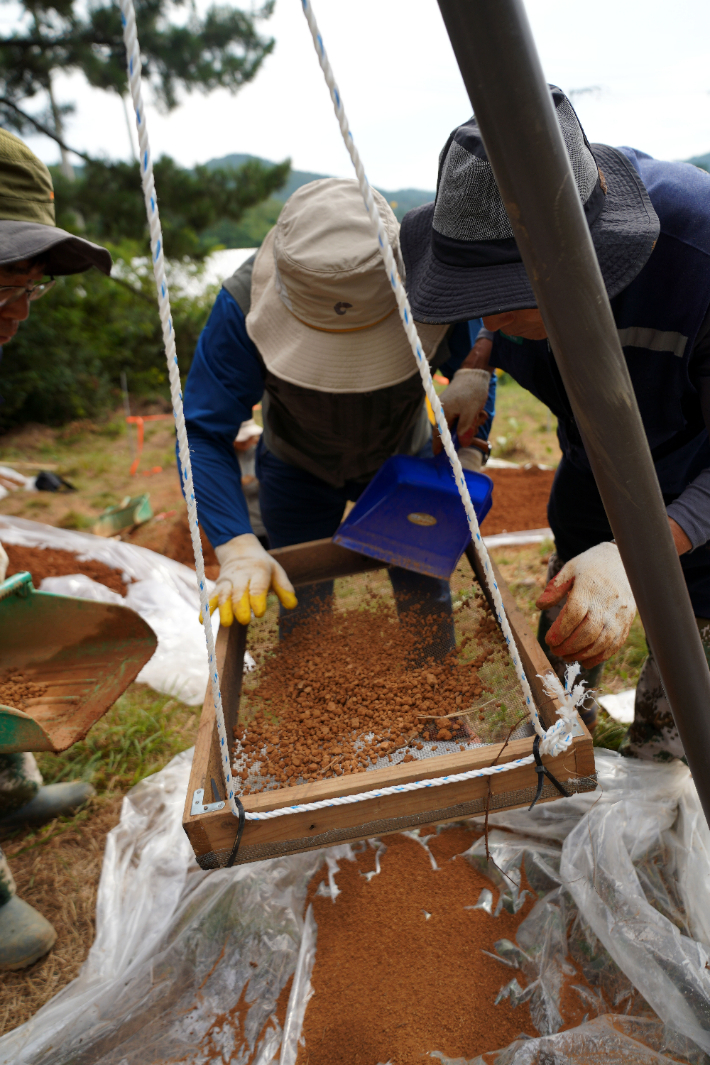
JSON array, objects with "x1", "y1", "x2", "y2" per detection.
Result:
[{"x1": 436, "y1": 0, "x2": 710, "y2": 822}]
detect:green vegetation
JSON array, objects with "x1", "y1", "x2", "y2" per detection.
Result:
[
  {"x1": 36, "y1": 685, "x2": 199, "y2": 795},
  {"x1": 0, "y1": 252, "x2": 217, "y2": 429},
  {"x1": 0, "y1": 0, "x2": 276, "y2": 143}
]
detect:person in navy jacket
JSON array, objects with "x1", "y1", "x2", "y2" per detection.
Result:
[
  {"x1": 400, "y1": 86, "x2": 710, "y2": 761},
  {"x1": 184, "y1": 178, "x2": 496, "y2": 641}
]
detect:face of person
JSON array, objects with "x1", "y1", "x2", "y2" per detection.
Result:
[
  {"x1": 0, "y1": 260, "x2": 46, "y2": 346},
  {"x1": 483, "y1": 308, "x2": 548, "y2": 341}
]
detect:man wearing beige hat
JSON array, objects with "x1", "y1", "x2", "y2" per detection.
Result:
[{"x1": 184, "y1": 178, "x2": 495, "y2": 632}]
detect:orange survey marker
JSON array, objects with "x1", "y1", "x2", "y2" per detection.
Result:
[{"x1": 126, "y1": 414, "x2": 174, "y2": 476}]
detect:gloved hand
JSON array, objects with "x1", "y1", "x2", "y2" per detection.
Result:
[
  {"x1": 204, "y1": 533, "x2": 297, "y2": 626},
  {"x1": 437, "y1": 368, "x2": 491, "y2": 448},
  {"x1": 536, "y1": 542, "x2": 636, "y2": 668},
  {"x1": 0, "y1": 543, "x2": 7, "y2": 583},
  {"x1": 458, "y1": 446, "x2": 484, "y2": 472}
]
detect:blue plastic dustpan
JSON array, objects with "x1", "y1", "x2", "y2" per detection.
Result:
[{"x1": 333, "y1": 442, "x2": 493, "y2": 579}]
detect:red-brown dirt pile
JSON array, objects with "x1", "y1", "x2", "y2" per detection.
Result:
[
  {"x1": 2, "y1": 543, "x2": 128, "y2": 596},
  {"x1": 484, "y1": 466, "x2": 554, "y2": 535}
]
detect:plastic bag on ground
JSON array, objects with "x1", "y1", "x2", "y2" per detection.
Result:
[
  {"x1": 0, "y1": 514, "x2": 217, "y2": 704},
  {"x1": 0, "y1": 750, "x2": 324, "y2": 1065}
]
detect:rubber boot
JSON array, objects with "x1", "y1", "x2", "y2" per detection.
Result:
[
  {"x1": 0, "y1": 896, "x2": 56, "y2": 970},
  {"x1": 0, "y1": 781, "x2": 95, "y2": 832}
]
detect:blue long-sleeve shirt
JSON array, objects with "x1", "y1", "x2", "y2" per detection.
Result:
[{"x1": 182, "y1": 288, "x2": 495, "y2": 547}]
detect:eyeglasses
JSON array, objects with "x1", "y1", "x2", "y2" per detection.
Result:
[{"x1": 0, "y1": 279, "x2": 56, "y2": 308}]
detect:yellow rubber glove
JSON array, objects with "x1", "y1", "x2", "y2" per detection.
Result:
[{"x1": 203, "y1": 533, "x2": 297, "y2": 626}]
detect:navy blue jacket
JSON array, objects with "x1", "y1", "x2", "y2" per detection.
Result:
[{"x1": 493, "y1": 149, "x2": 710, "y2": 547}]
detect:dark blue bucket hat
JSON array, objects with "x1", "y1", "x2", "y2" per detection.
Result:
[{"x1": 400, "y1": 86, "x2": 660, "y2": 323}]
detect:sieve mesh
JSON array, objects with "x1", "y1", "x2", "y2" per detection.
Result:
[{"x1": 232, "y1": 558, "x2": 539, "y2": 796}]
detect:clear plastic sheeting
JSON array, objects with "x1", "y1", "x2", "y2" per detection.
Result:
[
  {"x1": 458, "y1": 750, "x2": 710, "y2": 1063},
  {"x1": 0, "y1": 750, "x2": 325, "y2": 1065},
  {"x1": 434, "y1": 1016, "x2": 710, "y2": 1065},
  {"x1": 0, "y1": 514, "x2": 217, "y2": 704},
  {"x1": 3, "y1": 748, "x2": 710, "y2": 1063}
]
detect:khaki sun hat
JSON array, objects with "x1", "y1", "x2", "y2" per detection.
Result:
[
  {"x1": 246, "y1": 178, "x2": 448, "y2": 393},
  {"x1": 0, "y1": 128, "x2": 111, "y2": 275}
]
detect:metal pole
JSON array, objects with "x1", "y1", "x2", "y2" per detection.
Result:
[{"x1": 436, "y1": 0, "x2": 710, "y2": 823}]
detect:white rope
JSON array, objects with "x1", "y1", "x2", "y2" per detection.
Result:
[
  {"x1": 299, "y1": 0, "x2": 573, "y2": 762},
  {"x1": 241, "y1": 754, "x2": 537, "y2": 820},
  {"x1": 118, "y1": 0, "x2": 579, "y2": 831},
  {"x1": 120, "y1": 0, "x2": 239, "y2": 818}
]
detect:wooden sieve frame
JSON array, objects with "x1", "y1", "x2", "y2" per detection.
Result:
[{"x1": 183, "y1": 539, "x2": 596, "y2": 867}]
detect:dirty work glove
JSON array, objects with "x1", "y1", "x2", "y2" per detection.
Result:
[
  {"x1": 536, "y1": 542, "x2": 636, "y2": 669},
  {"x1": 457, "y1": 446, "x2": 484, "y2": 473},
  {"x1": 204, "y1": 533, "x2": 297, "y2": 626},
  {"x1": 0, "y1": 543, "x2": 7, "y2": 583},
  {"x1": 439, "y1": 368, "x2": 491, "y2": 447}
]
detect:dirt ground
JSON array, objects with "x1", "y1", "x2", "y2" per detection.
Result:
[
  {"x1": 0, "y1": 798, "x2": 123, "y2": 1032},
  {"x1": 484, "y1": 465, "x2": 554, "y2": 534}
]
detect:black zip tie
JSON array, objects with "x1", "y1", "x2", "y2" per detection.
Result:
[
  {"x1": 225, "y1": 795, "x2": 246, "y2": 868},
  {"x1": 528, "y1": 734, "x2": 571, "y2": 811}
]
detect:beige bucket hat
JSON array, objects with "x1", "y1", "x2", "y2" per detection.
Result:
[{"x1": 246, "y1": 178, "x2": 449, "y2": 394}]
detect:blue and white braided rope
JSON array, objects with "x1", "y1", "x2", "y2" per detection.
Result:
[
  {"x1": 299, "y1": 0, "x2": 575, "y2": 763},
  {"x1": 117, "y1": 0, "x2": 576, "y2": 829},
  {"x1": 120, "y1": 0, "x2": 239, "y2": 818}
]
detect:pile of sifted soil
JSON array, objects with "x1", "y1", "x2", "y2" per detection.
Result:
[
  {"x1": 0, "y1": 671, "x2": 47, "y2": 709},
  {"x1": 2, "y1": 543, "x2": 128, "y2": 596},
  {"x1": 297, "y1": 828, "x2": 600, "y2": 1065},
  {"x1": 484, "y1": 466, "x2": 555, "y2": 535},
  {"x1": 233, "y1": 583, "x2": 525, "y2": 794},
  {"x1": 127, "y1": 513, "x2": 218, "y2": 579}
]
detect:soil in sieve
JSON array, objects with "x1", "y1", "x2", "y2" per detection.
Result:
[
  {"x1": 233, "y1": 570, "x2": 530, "y2": 794},
  {"x1": 2, "y1": 542, "x2": 128, "y2": 596}
]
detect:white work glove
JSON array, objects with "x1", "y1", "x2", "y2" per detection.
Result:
[
  {"x1": 0, "y1": 543, "x2": 7, "y2": 583},
  {"x1": 536, "y1": 542, "x2": 636, "y2": 668},
  {"x1": 203, "y1": 533, "x2": 297, "y2": 626},
  {"x1": 439, "y1": 368, "x2": 491, "y2": 446},
  {"x1": 458, "y1": 446, "x2": 484, "y2": 472}
]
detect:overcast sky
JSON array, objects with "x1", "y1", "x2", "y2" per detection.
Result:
[{"x1": 18, "y1": 0, "x2": 710, "y2": 191}]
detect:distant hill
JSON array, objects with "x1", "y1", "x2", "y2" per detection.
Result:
[
  {"x1": 205, "y1": 152, "x2": 435, "y2": 225},
  {"x1": 687, "y1": 151, "x2": 710, "y2": 172}
]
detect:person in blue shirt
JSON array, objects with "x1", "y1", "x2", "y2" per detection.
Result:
[
  {"x1": 400, "y1": 86, "x2": 710, "y2": 759},
  {"x1": 183, "y1": 178, "x2": 495, "y2": 641}
]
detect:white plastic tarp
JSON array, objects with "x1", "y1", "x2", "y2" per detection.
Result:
[
  {"x1": 3, "y1": 749, "x2": 710, "y2": 1063},
  {"x1": 0, "y1": 515, "x2": 218, "y2": 704}
]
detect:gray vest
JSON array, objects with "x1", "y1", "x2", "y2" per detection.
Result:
[{"x1": 223, "y1": 257, "x2": 451, "y2": 488}]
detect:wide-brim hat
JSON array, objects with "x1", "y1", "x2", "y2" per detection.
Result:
[
  {"x1": 0, "y1": 129, "x2": 111, "y2": 276},
  {"x1": 400, "y1": 87, "x2": 660, "y2": 323},
  {"x1": 246, "y1": 178, "x2": 448, "y2": 393},
  {"x1": 0, "y1": 221, "x2": 112, "y2": 276}
]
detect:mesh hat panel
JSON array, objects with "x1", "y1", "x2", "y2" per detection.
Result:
[{"x1": 433, "y1": 142, "x2": 515, "y2": 242}]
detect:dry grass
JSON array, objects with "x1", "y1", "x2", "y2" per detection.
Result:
[
  {"x1": 0, "y1": 797, "x2": 123, "y2": 1034},
  {"x1": 0, "y1": 684, "x2": 200, "y2": 1037}
]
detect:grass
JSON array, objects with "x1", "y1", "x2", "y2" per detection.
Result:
[
  {"x1": 35, "y1": 684, "x2": 200, "y2": 797},
  {"x1": 0, "y1": 405, "x2": 184, "y2": 532}
]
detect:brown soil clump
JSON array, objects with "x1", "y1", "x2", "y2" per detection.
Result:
[
  {"x1": 297, "y1": 829, "x2": 538, "y2": 1064},
  {"x1": 233, "y1": 591, "x2": 511, "y2": 793},
  {"x1": 484, "y1": 466, "x2": 554, "y2": 535},
  {"x1": 0, "y1": 671, "x2": 47, "y2": 709},
  {"x1": 2, "y1": 543, "x2": 128, "y2": 596}
]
